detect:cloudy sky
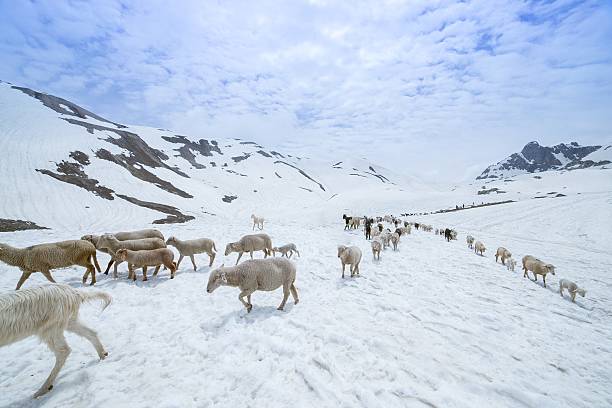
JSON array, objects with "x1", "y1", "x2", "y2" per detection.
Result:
[{"x1": 1, "y1": 0, "x2": 611, "y2": 181}]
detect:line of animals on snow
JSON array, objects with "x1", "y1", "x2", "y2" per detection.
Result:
[
  {"x1": 0, "y1": 213, "x2": 304, "y2": 398},
  {"x1": 342, "y1": 213, "x2": 587, "y2": 304}
]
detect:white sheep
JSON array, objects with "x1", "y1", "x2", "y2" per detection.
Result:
[
  {"x1": 337, "y1": 245, "x2": 362, "y2": 278},
  {"x1": 251, "y1": 214, "x2": 265, "y2": 230},
  {"x1": 390, "y1": 232, "x2": 400, "y2": 251},
  {"x1": 559, "y1": 279, "x2": 586, "y2": 302},
  {"x1": 495, "y1": 247, "x2": 512, "y2": 265},
  {"x1": 95, "y1": 235, "x2": 166, "y2": 278},
  {"x1": 474, "y1": 241, "x2": 486, "y2": 256},
  {"x1": 371, "y1": 239, "x2": 381, "y2": 260},
  {"x1": 0, "y1": 240, "x2": 100, "y2": 290},
  {"x1": 206, "y1": 258, "x2": 298, "y2": 313},
  {"x1": 115, "y1": 248, "x2": 177, "y2": 281},
  {"x1": 272, "y1": 243, "x2": 300, "y2": 259},
  {"x1": 522, "y1": 255, "x2": 556, "y2": 287},
  {"x1": 165, "y1": 236, "x2": 217, "y2": 270},
  {"x1": 380, "y1": 231, "x2": 392, "y2": 250},
  {"x1": 0, "y1": 284, "x2": 110, "y2": 398},
  {"x1": 466, "y1": 235, "x2": 475, "y2": 249},
  {"x1": 82, "y1": 230, "x2": 163, "y2": 274},
  {"x1": 506, "y1": 258, "x2": 517, "y2": 272},
  {"x1": 225, "y1": 233, "x2": 273, "y2": 265}
]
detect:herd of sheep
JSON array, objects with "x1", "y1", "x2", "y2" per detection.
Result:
[
  {"x1": 341, "y1": 214, "x2": 587, "y2": 304},
  {"x1": 0, "y1": 211, "x2": 588, "y2": 399}
]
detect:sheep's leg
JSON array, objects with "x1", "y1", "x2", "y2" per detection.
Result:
[
  {"x1": 542, "y1": 275, "x2": 547, "y2": 288},
  {"x1": 113, "y1": 259, "x2": 123, "y2": 279},
  {"x1": 238, "y1": 289, "x2": 255, "y2": 312},
  {"x1": 176, "y1": 255, "x2": 184, "y2": 269},
  {"x1": 188, "y1": 255, "x2": 197, "y2": 271},
  {"x1": 278, "y1": 283, "x2": 291, "y2": 311},
  {"x1": 208, "y1": 252, "x2": 215, "y2": 267},
  {"x1": 67, "y1": 319, "x2": 107, "y2": 359},
  {"x1": 142, "y1": 266, "x2": 148, "y2": 281},
  {"x1": 252, "y1": 222, "x2": 256, "y2": 231},
  {"x1": 41, "y1": 269, "x2": 57, "y2": 284},
  {"x1": 341, "y1": 263, "x2": 346, "y2": 279},
  {"x1": 104, "y1": 260, "x2": 114, "y2": 275},
  {"x1": 152, "y1": 265, "x2": 161, "y2": 277},
  {"x1": 235, "y1": 252, "x2": 243, "y2": 265},
  {"x1": 15, "y1": 270, "x2": 32, "y2": 290},
  {"x1": 34, "y1": 331, "x2": 71, "y2": 398},
  {"x1": 295, "y1": 249, "x2": 300, "y2": 258},
  {"x1": 290, "y1": 283, "x2": 299, "y2": 304},
  {"x1": 571, "y1": 292, "x2": 576, "y2": 302},
  {"x1": 250, "y1": 250, "x2": 254, "y2": 260},
  {"x1": 92, "y1": 254, "x2": 101, "y2": 273},
  {"x1": 127, "y1": 264, "x2": 134, "y2": 281},
  {"x1": 86, "y1": 264, "x2": 96, "y2": 286}
]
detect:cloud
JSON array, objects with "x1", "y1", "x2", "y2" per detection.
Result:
[{"x1": 1, "y1": 0, "x2": 611, "y2": 182}]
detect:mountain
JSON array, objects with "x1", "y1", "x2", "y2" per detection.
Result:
[
  {"x1": 477, "y1": 141, "x2": 612, "y2": 180},
  {"x1": 0, "y1": 81, "x2": 430, "y2": 230}
]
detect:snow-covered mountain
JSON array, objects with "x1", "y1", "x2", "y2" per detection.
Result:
[
  {"x1": 0, "y1": 81, "x2": 430, "y2": 230},
  {"x1": 477, "y1": 141, "x2": 612, "y2": 180}
]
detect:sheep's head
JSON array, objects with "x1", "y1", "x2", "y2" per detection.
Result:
[
  {"x1": 546, "y1": 264, "x2": 556, "y2": 275},
  {"x1": 207, "y1": 265, "x2": 227, "y2": 293},
  {"x1": 116, "y1": 249, "x2": 128, "y2": 261},
  {"x1": 81, "y1": 234, "x2": 93, "y2": 242},
  {"x1": 507, "y1": 251, "x2": 512, "y2": 258},
  {"x1": 165, "y1": 236, "x2": 176, "y2": 246},
  {"x1": 337, "y1": 245, "x2": 347, "y2": 258},
  {"x1": 577, "y1": 288, "x2": 586, "y2": 297},
  {"x1": 224, "y1": 243, "x2": 236, "y2": 256}
]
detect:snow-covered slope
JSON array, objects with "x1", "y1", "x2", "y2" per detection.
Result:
[
  {"x1": 478, "y1": 141, "x2": 612, "y2": 180},
  {"x1": 0, "y1": 81, "x2": 430, "y2": 231}
]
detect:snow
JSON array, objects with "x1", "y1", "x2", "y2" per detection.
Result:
[{"x1": 1, "y1": 82, "x2": 612, "y2": 407}]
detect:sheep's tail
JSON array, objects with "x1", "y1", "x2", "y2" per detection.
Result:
[
  {"x1": 79, "y1": 290, "x2": 112, "y2": 311},
  {"x1": 91, "y1": 252, "x2": 101, "y2": 273}
]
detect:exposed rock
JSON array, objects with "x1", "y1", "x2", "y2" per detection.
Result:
[
  {"x1": 162, "y1": 135, "x2": 222, "y2": 169},
  {"x1": 0, "y1": 219, "x2": 49, "y2": 232},
  {"x1": 256, "y1": 150, "x2": 272, "y2": 158},
  {"x1": 232, "y1": 153, "x2": 251, "y2": 163},
  {"x1": 36, "y1": 159, "x2": 115, "y2": 200},
  {"x1": 478, "y1": 141, "x2": 606, "y2": 179},
  {"x1": 95, "y1": 149, "x2": 193, "y2": 198},
  {"x1": 274, "y1": 161, "x2": 326, "y2": 191},
  {"x1": 222, "y1": 195, "x2": 238, "y2": 203},
  {"x1": 116, "y1": 194, "x2": 195, "y2": 224},
  {"x1": 12, "y1": 86, "x2": 126, "y2": 128}
]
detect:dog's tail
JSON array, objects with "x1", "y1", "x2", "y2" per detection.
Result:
[{"x1": 80, "y1": 290, "x2": 112, "y2": 311}]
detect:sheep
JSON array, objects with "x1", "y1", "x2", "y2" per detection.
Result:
[
  {"x1": 251, "y1": 214, "x2": 265, "y2": 230},
  {"x1": 522, "y1": 255, "x2": 555, "y2": 287},
  {"x1": 466, "y1": 235, "x2": 475, "y2": 249},
  {"x1": 165, "y1": 236, "x2": 217, "y2": 270},
  {"x1": 371, "y1": 239, "x2": 381, "y2": 260},
  {"x1": 495, "y1": 247, "x2": 512, "y2": 265},
  {"x1": 272, "y1": 243, "x2": 300, "y2": 259},
  {"x1": 0, "y1": 284, "x2": 110, "y2": 398},
  {"x1": 380, "y1": 231, "x2": 392, "y2": 250},
  {"x1": 225, "y1": 233, "x2": 273, "y2": 265},
  {"x1": 474, "y1": 241, "x2": 486, "y2": 256},
  {"x1": 337, "y1": 245, "x2": 362, "y2": 278},
  {"x1": 115, "y1": 248, "x2": 176, "y2": 281},
  {"x1": 95, "y1": 235, "x2": 166, "y2": 278},
  {"x1": 206, "y1": 258, "x2": 298, "y2": 313},
  {"x1": 0, "y1": 240, "x2": 100, "y2": 290},
  {"x1": 350, "y1": 216, "x2": 361, "y2": 229},
  {"x1": 506, "y1": 258, "x2": 517, "y2": 272},
  {"x1": 371, "y1": 228, "x2": 381, "y2": 237},
  {"x1": 559, "y1": 279, "x2": 586, "y2": 302},
  {"x1": 81, "y1": 229, "x2": 163, "y2": 273},
  {"x1": 390, "y1": 232, "x2": 400, "y2": 251}
]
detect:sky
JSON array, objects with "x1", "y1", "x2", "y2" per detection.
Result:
[{"x1": 1, "y1": 0, "x2": 611, "y2": 182}]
